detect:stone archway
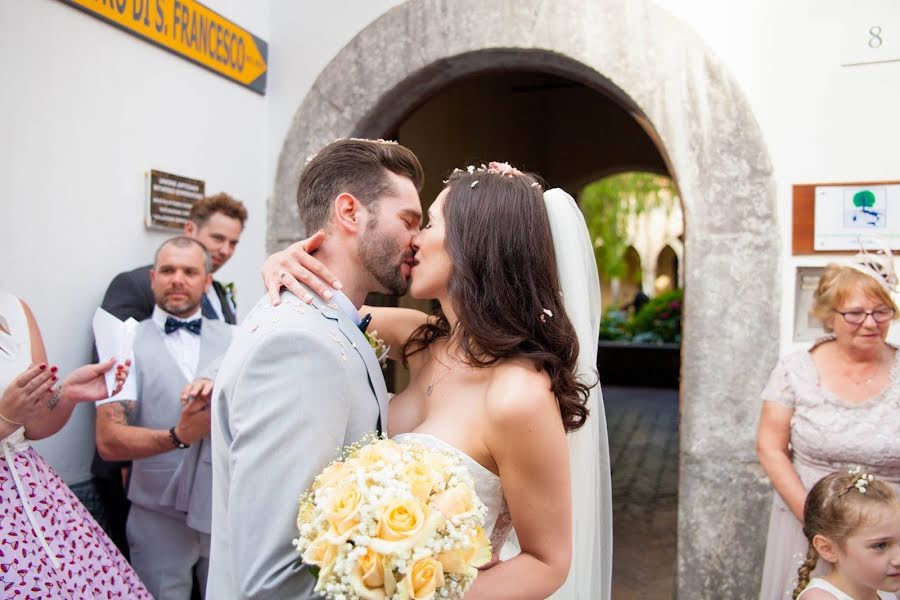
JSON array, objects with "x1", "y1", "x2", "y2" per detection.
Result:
[{"x1": 271, "y1": 1, "x2": 779, "y2": 596}]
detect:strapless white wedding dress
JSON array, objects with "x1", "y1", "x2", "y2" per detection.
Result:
[{"x1": 393, "y1": 432, "x2": 520, "y2": 559}]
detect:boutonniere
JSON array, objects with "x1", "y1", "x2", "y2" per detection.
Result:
[
  {"x1": 363, "y1": 330, "x2": 390, "y2": 369},
  {"x1": 223, "y1": 282, "x2": 237, "y2": 308}
]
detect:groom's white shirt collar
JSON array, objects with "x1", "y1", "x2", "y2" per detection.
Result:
[{"x1": 329, "y1": 291, "x2": 362, "y2": 327}]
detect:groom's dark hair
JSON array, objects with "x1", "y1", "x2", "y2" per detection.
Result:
[{"x1": 296, "y1": 139, "x2": 424, "y2": 234}]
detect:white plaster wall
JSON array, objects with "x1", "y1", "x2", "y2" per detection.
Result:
[
  {"x1": 0, "y1": 0, "x2": 270, "y2": 483},
  {"x1": 265, "y1": 0, "x2": 405, "y2": 206},
  {"x1": 650, "y1": 0, "x2": 900, "y2": 351}
]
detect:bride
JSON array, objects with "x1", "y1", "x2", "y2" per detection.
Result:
[{"x1": 267, "y1": 162, "x2": 612, "y2": 599}]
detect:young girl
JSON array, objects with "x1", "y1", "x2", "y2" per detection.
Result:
[{"x1": 794, "y1": 470, "x2": 900, "y2": 599}]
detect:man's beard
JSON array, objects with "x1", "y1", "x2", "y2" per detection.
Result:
[
  {"x1": 159, "y1": 294, "x2": 200, "y2": 318},
  {"x1": 359, "y1": 222, "x2": 410, "y2": 297}
]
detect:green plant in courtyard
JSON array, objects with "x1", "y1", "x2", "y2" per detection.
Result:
[
  {"x1": 630, "y1": 289, "x2": 683, "y2": 344},
  {"x1": 580, "y1": 172, "x2": 677, "y2": 283},
  {"x1": 598, "y1": 289, "x2": 683, "y2": 344},
  {"x1": 599, "y1": 308, "x2": 631, "y2": 341}
]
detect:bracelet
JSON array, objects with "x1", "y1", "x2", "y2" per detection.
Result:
[
  {"x1": 0, "y1": 410, "x2": 24, "y2": 427},
  {"x1": 169, "y1": 426, "x2": 190, "y2": 449}
]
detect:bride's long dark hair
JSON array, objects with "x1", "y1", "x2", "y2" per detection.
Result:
[{"x1": 403, "y1": 166, "x2": 591, "y2": 432}]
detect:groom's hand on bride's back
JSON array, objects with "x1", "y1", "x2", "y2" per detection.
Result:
[{"x1": 262, "y1": 229, "x2": 342, "y2": 306}]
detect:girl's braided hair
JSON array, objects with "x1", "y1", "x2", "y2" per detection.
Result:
[{"x1": 791, "y1": 470, "x2": 897, "y2": 599}]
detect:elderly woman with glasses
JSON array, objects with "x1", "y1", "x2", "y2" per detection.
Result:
[{"x1": 756, "y1": 261, "x2": 900, "y2": 599}]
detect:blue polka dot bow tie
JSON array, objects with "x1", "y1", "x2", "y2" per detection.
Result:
[{"x1": 164, "y1": 317, "x2": 202, "y2": 335}]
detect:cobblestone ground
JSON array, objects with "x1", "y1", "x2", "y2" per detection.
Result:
[{"x1": 604, "y1": 386, "x2": 679, "y2": 600}]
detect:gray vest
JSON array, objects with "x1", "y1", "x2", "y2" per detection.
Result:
[{"x1": 128, "y1": 317, "x2": 233, "y2": 518}]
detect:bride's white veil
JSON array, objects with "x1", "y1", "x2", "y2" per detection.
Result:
[{"x1": 543, "y1": 188, "x2": 612, "y2": 600}]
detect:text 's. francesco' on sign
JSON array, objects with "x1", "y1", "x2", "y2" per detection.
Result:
[{"x1": 58, "y1": 0, "x2": 268, "y2": 94}]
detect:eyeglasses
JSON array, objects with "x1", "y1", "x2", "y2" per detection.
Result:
[{"x1": 833, "y1": 308, "x2": 896, "y2": 325}]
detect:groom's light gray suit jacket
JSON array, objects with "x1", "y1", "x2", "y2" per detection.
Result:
[{"x1": 206, "y1": 289, "x2": 388, "y2": 599}]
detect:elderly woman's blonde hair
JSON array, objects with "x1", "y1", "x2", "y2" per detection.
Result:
[{"x1": 811, "y1": 264, "x2": 899, "y2": 331}]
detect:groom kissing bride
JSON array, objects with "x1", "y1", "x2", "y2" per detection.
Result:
[{"x1": 206, "y1": 139, "x2": 611, "y2": 600}]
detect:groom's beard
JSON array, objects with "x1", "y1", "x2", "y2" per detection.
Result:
[{"x1": 359, "y1": 223, "x2": 411, "y2": 297}]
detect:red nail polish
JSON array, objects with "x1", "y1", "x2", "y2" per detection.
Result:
[
  {"x1": 50, "y1": 366, "x2": 58, "y2": 373},
  {"x1": 39, "y1": 364, "x2": 47, "y2": 370},
  {"x1": 51, "y1": 376, "x2": 58, "y2": 382}
]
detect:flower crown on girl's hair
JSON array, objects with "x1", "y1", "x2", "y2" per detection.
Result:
[
  {"x1": 444, "y1": 162, "x2": 543, "y2": 189},
  {"x1": 847, "y1": 236, "x2": 899, "y2": 293}
]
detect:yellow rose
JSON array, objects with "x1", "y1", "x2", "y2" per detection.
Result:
[
  {"x1": 349, "y1": 549, "x2": 387, "y2": 600},
  {"x1": 468, "y1": 527, "x2": 493, "y2": 568},
  {"x1": 376, "y1": 498, "x2": 426, "y2": 541},
  {"x1": 303, "y1": 532, "x2": 337, "y2": 568},
  {"x1": 430, "y1": 486, "x2": 475, "y2": 519},
  {"x1": 369, "y1": 499, "x2": 445, "y2": 555},
  {"x1": 423, "y1": 451, "x2": 453, "y2": 480},
  {"x1": 358, "y1": 439, "x2": 404, "y2": 468},
  {"x1": 402, "y1": 461, "x2": 436, "y2": 500},
  {"x1": 358, "y1": 548, "x2": 385, "y2": 588},
  {"x1": 403, "y1": 557, "x2": 445, "y2": 600},
  {"x1": 324, "y1": 483, "x2": 362, "y2": 535},
  {"x1": 313, "y1": 460, "x2": 350, "y2": 491},
  {"x1": 437, "y1": 527, "x2": 492, "y2": 576}
]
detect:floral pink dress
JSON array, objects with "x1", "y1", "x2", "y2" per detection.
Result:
[
  {"x1": 758, "y1": 336, "x2": 900, "y2": 599},
  {"x1": 0, "y1": 292, "x2": 150, "y2": 598}
]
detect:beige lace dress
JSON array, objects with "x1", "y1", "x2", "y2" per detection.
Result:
[{"x1": 758, "y1": 336, "x2": 900, "y2": 599}]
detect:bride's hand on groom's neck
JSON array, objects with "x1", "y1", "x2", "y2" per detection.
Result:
[{"x1": 262, "y1": 229, "x2": 343, "y2": 306}]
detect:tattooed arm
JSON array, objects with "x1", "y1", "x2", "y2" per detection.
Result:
[
  {"x1": 95, "y1": 390, "x2": 212, "y2": 461},
  {"x1": 95, "y1": 400, "x2": 174, "y2": 461}
]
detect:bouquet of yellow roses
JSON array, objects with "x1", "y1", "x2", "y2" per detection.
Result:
[{"x1": 294, "y1": 437, "x2": 492, "y2": 600}]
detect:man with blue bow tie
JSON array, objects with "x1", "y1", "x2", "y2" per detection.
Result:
[{"x1": 95, "y1": 236, "x2": 233, "y2": 599}]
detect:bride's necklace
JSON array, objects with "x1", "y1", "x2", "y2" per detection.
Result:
[
  {"x1": 426, "y1": 358, "x2": 457, "y2": 397},
  {"x1": 427, "y1": 324, "x2": 464, "y2": 397}
]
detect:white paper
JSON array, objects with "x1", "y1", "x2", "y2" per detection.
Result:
[
  {"x1": 814, "y1": 185, "x2": 900, "y2": 250},
  {"x1": 92, "y1": 308, "x2": 139, "y2": 395}
]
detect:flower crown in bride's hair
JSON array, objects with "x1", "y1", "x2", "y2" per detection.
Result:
[
  {"x1": 847, "y1": 236, "x2": 899, "y2": 293},
  {"x1": 444, "y1": 161, "x2": 543, "y2": 190}
]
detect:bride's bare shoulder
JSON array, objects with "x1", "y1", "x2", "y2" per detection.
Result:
[{"x1": 484, "y1": 360, "x2": 558, "y2": 425}]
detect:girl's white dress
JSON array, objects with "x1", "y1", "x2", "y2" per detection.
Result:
[{"x1": 797, "y1": 577, "x2": 898, "y2": 599}]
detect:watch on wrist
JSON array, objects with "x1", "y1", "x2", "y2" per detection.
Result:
[{"x1": 169, "y1": 426, "x2": 190, "y2": 449}]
